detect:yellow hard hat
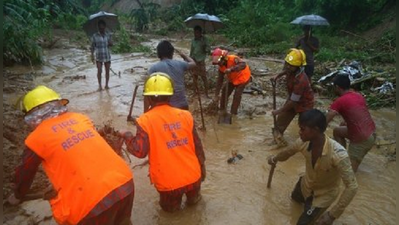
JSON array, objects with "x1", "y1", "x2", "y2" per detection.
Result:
[
  {"x1": 22, "y1": 85, "x2": 69, "y2": 113},
  {"x1": 143, "y1": 72, "x2": 174, "y2": 96},
  {"x1": 285, "y1": 48, "x2": 307, "y2": 67}
]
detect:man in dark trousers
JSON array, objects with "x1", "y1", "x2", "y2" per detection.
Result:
[{"x1": 295, "y1": 25, "x2": 319, "y2": 82}]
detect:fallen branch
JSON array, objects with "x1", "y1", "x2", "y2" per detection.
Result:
[
  {"x1": 340, "y1": 30, "x2": 369, "y2": 41},
  {"x1": 351, "y1": 72, "x2": 387, "y2": 85}
]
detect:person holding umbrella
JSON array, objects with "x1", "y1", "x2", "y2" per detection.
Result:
[
  {"x1": 90, "y1": 19, "x2": 113, "y2": 90},
  {"x1": 190, "y1": 25, "x2": 211, "y2": 98},
  {"x1": 291, "y1": 14, "x2": 329, "y2": 83},
  {"x1": 295, "y1": 25, "x2": 319, "y2": 82}
]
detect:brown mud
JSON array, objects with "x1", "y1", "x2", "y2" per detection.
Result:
[{"x1": 2, "y1": 30, "x2": 396, "y2": 225}]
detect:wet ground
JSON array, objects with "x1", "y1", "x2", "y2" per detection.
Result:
[{"x1": 2, "y1": 32, "x2": 396, "y2": 225}]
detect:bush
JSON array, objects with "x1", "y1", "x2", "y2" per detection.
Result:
[
  {"x1": 55, "y1": 14, "x2": 87, "y2": 30},
  {"x1": 112, "y1": 26, "x2": 133, "y2": 53}
]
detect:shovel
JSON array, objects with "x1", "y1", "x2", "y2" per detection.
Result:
[
  {"x1": 218, "y1": 81, "x2": 232, "y2": 124},
  {"x1": 267, "y1": 163, "x2": 276, "y2": 188},
  {"x1": 127, "y1": 85, "x2": 139, "y2": 122},
  {"x1": 271, "y1": 80, "x2": 287, "y2": 147},
  {"x1": 192, "y1": 73, "x2": 206, "y2": 130}
]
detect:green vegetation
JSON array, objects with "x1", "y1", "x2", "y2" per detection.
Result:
[
  {"x1": 111, "y1": 25, "x2": 133, "y2": 53},
  {"x1": 3, "y1": 0, "x2": 87, "y2": 65},
  {"x1": 4, "y1": 0, "x2": 396, "y2": 69}
]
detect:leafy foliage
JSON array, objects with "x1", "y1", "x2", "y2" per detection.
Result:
[
  {"x1": 111, "y1": 25, "x2": 133, "y2": 53},
  {"x1": 3, "y1": 0, "x2": 86, "y2": 65},
  {"x1": 4, "y1": 0, "x2": 50, "y2": 64},
  {"x1": 129, "y1": 2, "x2": 160, "y2": 31},
  {"x1": 295, "y1": 0, "x2": 395, "y2": 31}
]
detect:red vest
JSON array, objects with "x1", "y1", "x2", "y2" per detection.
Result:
[
  {"x1": 25, "y1": 112, "x2": 133, "y2": 224},
  {"x1": 137, "y1": 104, "x2": 201, "y2": 191},
  {"x1": 219, "y1": 55, "x2": 251, "y2": 85}
]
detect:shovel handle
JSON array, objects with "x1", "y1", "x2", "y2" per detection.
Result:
[
  {"x1": 271, "y1": 79, "x2": 277, "y2": 125},
  {"x1": 267, "y1": 163, "x2": 276, "y2": 188},
  {"x1": 127, "y1": 85, "x2": 139, "y2": 121},
  {"x1": 192, "y1": 73, "x2": 206, "y2": 130}
]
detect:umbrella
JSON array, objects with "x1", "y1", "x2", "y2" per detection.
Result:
[
  {"x1": 290, "y1": 14, "x2": 330, "y2": 26},
  {"x1": 184, "y1": 13, "x2": 223, "y2": 33},
  {"x1": 83, "y1": 11, "x2": 120, "y2": 37}
]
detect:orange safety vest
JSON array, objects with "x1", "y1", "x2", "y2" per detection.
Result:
[
  {"x1": 219, "y1": 55, "x2": 251, "y2": 85},
  {"x1": 136, "y1": 104, "x2": 201, "y2": 191},
  {"x1": 25, "y1": 112, "x2": 133, "y2": 225}
]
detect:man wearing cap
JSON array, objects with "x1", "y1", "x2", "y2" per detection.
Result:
[
  {"x1": 271, "y1": 48, "x2": 314, "y2": 144},
  {"x1": 121, "y1": 72, "x2": 206, "y2": 212},
  {"x1": 7, "y1": 85, "x2": 134, "y2": 225},
  {"x1": 212, "y1": 48, "x2": 251, "y2": 115}
]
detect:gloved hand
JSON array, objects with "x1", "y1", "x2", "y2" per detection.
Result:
[
  {"x1": 267, "y1": 155, "x2": 277, "y2": 166},
  {"x1": 315, "y1": 211, "x2": 335, "y2": 225}
]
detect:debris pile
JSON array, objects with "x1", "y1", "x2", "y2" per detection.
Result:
[
  {"x1": 315, "y1": 60, "x2": 396, "y2": 108},
  {"x1": 97, "y1": 123, "x2": 124, "y2": 156}
]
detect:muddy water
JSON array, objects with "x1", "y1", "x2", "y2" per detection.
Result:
[{"x1": 3, "y1": 37, "x2": 396, "y2": 225}]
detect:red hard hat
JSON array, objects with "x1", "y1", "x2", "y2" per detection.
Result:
[
  {"x1": 212, "y1": 48, "x2": 228, "y2": 65},
  {"x1": 212, "y1": 48, "x2": 228, "y2": 57}
]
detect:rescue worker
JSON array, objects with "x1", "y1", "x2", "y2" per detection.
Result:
[
  {"x1": 326, "y1": 75, "x2": 376, "y2": 172},
  {"x1": 190, "y1": 25, "x2": 211, "y2": 98},
  {"x1": 268, "y1": 109, "x2": 358, "y2": 225},
  {"x1": 7, "y1": 85, "x2": 134, "y2": 225},
  {"x1": 121, "y1": 72, "x2": 206, "y2": 212},
  {"x1": 271, "y1": 48, "x2": 314, "y2": 143},
  {"x1": 212, "y1": 48, "x2": 251, "y2": 115}
]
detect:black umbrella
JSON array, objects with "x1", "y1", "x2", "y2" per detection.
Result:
[
  {"x1": 290, "y1": 14, "x2": 330, "y2": 26},
  {"x1": 83, "y1": 11, "x2": 120, "y2": 37},
  {"x1": 184, "y1": 13, "x2": 223, "y2": 33}
]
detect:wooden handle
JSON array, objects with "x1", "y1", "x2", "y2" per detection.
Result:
[
  {"x1": 271, "y1": 80, "x2": 277, "y2": 126},
  {"x1": 127, "y1": 85, "x2": 139, "y2": 121},
  {"x1": 267, "y1": 164, "x2": 276, "y2": 188}
]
